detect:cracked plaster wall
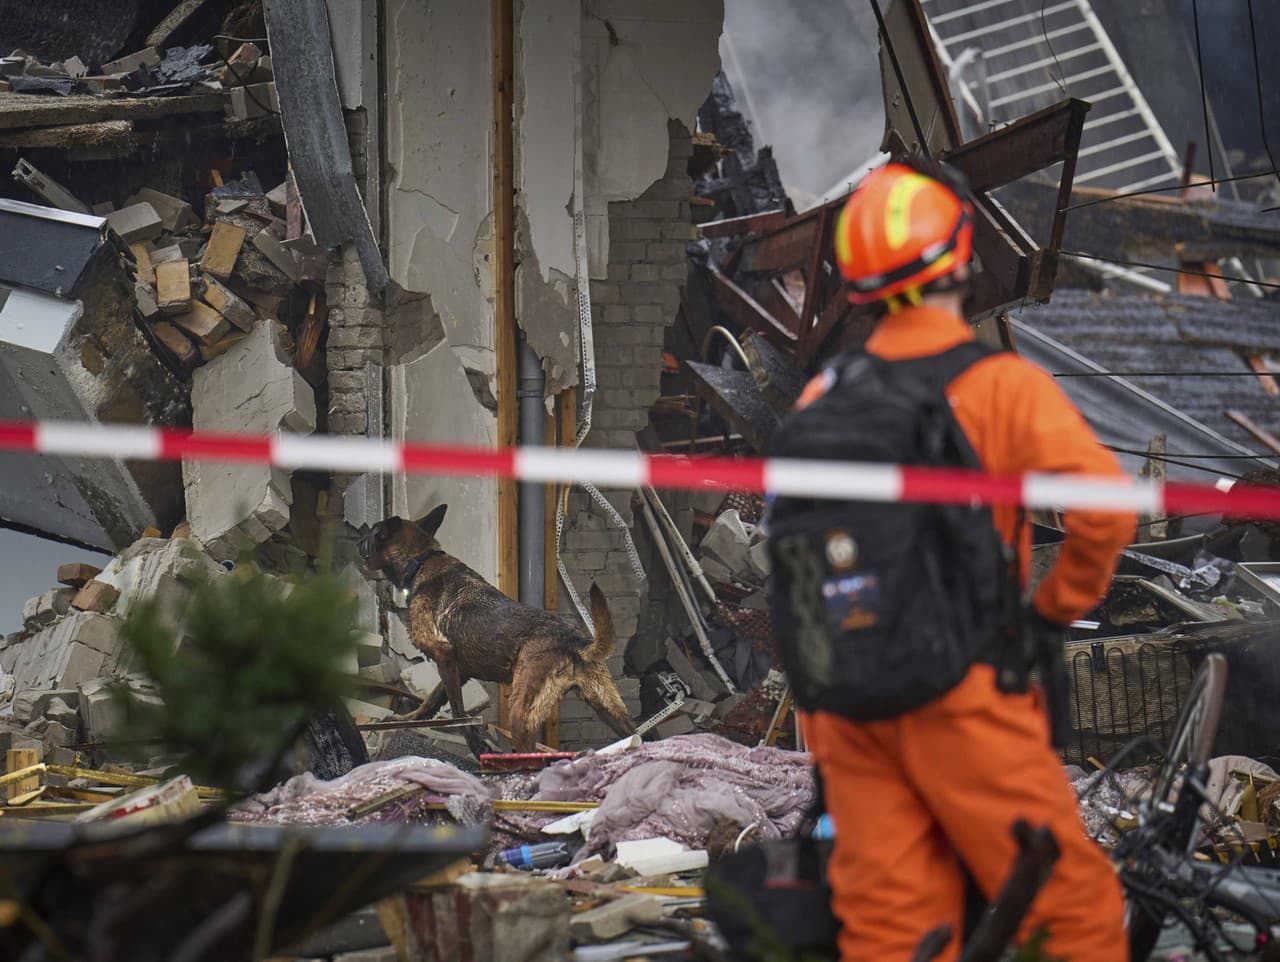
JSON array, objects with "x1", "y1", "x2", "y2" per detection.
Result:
[
  {"x1": 380, "y1": 0, "x2": 721, "y2": 627},
  {"x1": 515, "y1": 0, "x2": 723, "y2": 395},
  {"x1": 383, "y1": 0, "x2": 498, "y2": 578},
  {"x1": 385, "y1": 0, "x2": 496, "y2": 379}
]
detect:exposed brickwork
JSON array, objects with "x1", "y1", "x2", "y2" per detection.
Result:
[
  {"x1": 325, "y1": 244, "x2": 384, "y2": 438},
  {"x1": 556, "y1": 120, "x2": 693, "y2": 750}
]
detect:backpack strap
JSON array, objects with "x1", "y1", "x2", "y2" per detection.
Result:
[{"x1": 889, "y1": 340, "x2": 1002, "y2": 388}]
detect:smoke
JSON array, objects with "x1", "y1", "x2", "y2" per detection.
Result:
[{"x1": 720, "y1": 0, "x2": 888, "y2": 209}]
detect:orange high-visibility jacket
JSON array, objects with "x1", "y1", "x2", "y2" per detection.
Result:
[{"x1": 861, "y1": 305, "x2": 1135, "y2": 623}]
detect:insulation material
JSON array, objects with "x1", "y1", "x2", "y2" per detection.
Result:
[
  {"x1": 534, "y1": 733, "x2": 813, "y2": 858},
  {"x1": 231, "y1": 756, "x2": 493, "y2": 826}
]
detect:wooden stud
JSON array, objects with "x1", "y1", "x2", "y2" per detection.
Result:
[
  {"x1": 494, "y1": 0, "x2": 517, "y2": 728},
  {"x1": 5, "y1": 749, "x2": 40, "y2": 800},
  {"x1": 295, "y1": 291, "x2": 326, "y2": 369}
]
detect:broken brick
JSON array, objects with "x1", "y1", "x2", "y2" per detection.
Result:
[
  {"x1": 57, "y1": 563, "x2": 102, "y2": 589},
  {"x1": 151, "y1": 321, "x2": 199, "y2": 368},
  {"x1": 151, "y1": 244, "x2": 184, "y2": 266},
  {"x1": 126, "y1": 187, "x2": 198, "y2": 233},
  {"x1": 101, "y1": 48, "x2": 160, "y2": 75},
  {"x1": 172, "y1": 300, "x2": 231, "y2": 347},
  {"x1": 155, "y1": 259, "x2": 192, "y2": 315},
  {"x1": 200, "y1": 221, "x2": 246, "y2": 280},
  {"x1": 106, "y1": 203, "x2": 163, "y2": 244},
  {"x1": 199, "y1": 331, "x2": 248, "y2": 362},
  {"x1": 71, "y1": 581, "x2": 120, "y2": 614},
  {"x1": 252, "y1": 228, "x2": 300, "y2": 281},
  {"x1": 568, "y1": 892, "x2": 663, "y2": 942},
  {"x1": 81, "y1": 73, "x2": 126, "y2": 95},
  {"x1": 135, "y1": 282, "x2": 160, "y2": 321},
  {"x1": 199, "y1": 275, "x2": 255, "y2": 331}
]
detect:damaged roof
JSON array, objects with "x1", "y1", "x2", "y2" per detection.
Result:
[{"x1": 1013, "y1": 289, "x2": 1280, "y2": 456}]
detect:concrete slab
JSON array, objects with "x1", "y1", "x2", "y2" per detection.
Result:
[{"x1": 183, "y1": 321, "x2": 316, "y2": 559}]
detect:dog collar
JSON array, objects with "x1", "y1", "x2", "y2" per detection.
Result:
[{"x1": 399, "y1": 549, "x2": 443, "y2": 591}]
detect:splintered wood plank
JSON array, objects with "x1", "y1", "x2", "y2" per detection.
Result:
[
  {"x1": 5, "y1": 749, "x2": 39, "y2": 800},
  {"x1": 129, "y1": 242, "x2": 155, "y2": 286},
  {"x1": 0, "y1": 92, "x2": 225, "y2": 130}
]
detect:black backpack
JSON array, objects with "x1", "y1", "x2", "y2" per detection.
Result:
[{"x1": 766, "y1": 342, "x2": 1019, "y2": 720}]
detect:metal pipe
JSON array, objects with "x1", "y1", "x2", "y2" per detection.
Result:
[
  {"x1": 642, "y1": 487, "x2": 717, "y2": 605},
  {"x1": 518, "y1": 336, "x2": 545, "y2": 607},
  {"x1": 639, "y1": 499, "x2": 737, "y2": 694},
  {"x1": 701, "y1": 325, "x2": 753, "y2": 370}
]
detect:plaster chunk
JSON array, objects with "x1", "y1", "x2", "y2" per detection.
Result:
[{"x1": 183, "y1": 321, "x2": 316, "y2": 559}]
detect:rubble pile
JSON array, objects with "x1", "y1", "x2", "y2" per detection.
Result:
[
  {"x1": 0, "y1": 538, "x2": 218, "y2": 770},
  {"x1": 627, "y1": 489, "x2": 796, "y2": 749},
  {"x1": 0, "y1": 41, "x2": 275, "y2": 119}
]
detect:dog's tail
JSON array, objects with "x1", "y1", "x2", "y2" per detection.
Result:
[{"x1": 582, "y1": 583, "x2": 616, "y2": 662}]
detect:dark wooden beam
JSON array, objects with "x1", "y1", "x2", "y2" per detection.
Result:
[
  {"x1": 943, "y1": 99, "x2": 1091, "y2": 193},
  {"x1": 707, "y1": 266, "x2": 798, "y2": 349}
]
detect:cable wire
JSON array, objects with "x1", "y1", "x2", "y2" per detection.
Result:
[
  {"x1": 1041, "y1": 0, "x2": 1069, "y2": 97},
  {"x1": 1191, "y1": 0, "x2": 1216, "y2": 192},
  {"x1": 1105, "y1": 445, "x2": 1272, "y2": 462},
  {"x1": 1055, "y1": 371, "x2": 1280, "y2": 379},
  {"x1": 1246, "y1": 0, "x2": 1280, "y2": 195},
  {"x1": 868, "y1": 0, "x2": 931, "y2": 155},
  {"x1": 1057, "y1": 167, "x2": 1280, "y2": 213},
  {"x1": 1061, "y1": 250, "x2": 1280, "y2": 291}
]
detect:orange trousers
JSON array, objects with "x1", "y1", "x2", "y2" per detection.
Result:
[{"x1": 804, "y1": 665, "x2": 1127, "y2": 962}]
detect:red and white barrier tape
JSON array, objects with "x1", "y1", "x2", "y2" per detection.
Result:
[{"x1": 3, "y1": 419, "x2": 1279, "y2": 518}]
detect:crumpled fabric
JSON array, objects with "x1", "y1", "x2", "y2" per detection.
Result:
[
  {"x1": 535, "y1": 734, "x2": 814, "y2": 859},
  {"x1": 229, "y1": 756, "x2": 493, "y2": 826}
]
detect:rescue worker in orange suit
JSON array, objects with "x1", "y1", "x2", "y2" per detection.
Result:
[{"x1": 800, "y1": 160, "x2": 1135, "y2": 962}]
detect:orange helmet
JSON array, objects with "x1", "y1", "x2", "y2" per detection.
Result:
[{"x1": 834, "y1": 161, "x2": 973, "y2": 306}]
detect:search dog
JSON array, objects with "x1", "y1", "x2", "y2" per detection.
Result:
[{"x1": 358, "y1": 505, "x2": 635, "y2": 755}]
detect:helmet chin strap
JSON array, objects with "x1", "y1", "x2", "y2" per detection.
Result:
[{"x1": 884, "y1": 287, "x2": 925, "y2": 313}]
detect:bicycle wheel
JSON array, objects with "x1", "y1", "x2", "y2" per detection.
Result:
[
  {"x1": 1127, "y1": 653, "x2": 1227, "y2": 962},
  {"x1": 1147, "y1": 652, "x2": 1227, "y2": 823}
]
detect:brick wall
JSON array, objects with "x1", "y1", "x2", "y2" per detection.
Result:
[{"x1": 555, "y1": 119, "x2": 693, "y2": 749}]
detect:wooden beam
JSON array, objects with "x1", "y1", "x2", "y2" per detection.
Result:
[
  {"x1": 943, "y1": 99, "x2": 1091, "y2": 193},
  {"x1": 698, "y1": 209, "x2": 789, "y2": 239},
  {"x1": 5, "y1": 750, "x2": 40, "y2": 800},
  {"x1": 706, "y1": 266, "x2": 798, "y2": 349},
  {"x1": 0, "y1": 92, "x2": 226, "y2": 130},
  {"x1": 493, "y1": 0, "x2": 517, "y2": 730},
  {"x1": 796, "y1": 206, "x2": 836, "y2": 363},
  {"x1": 147, "y1": 0, "x2": 209, "y2": 49},
  {"x1": 1226, "y1": 411, "x2": 1280, "y2": 456}
]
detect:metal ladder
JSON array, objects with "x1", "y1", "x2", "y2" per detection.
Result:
[{"x1": 921, "y1": 0, "x2": 1182, "y2": 194}]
